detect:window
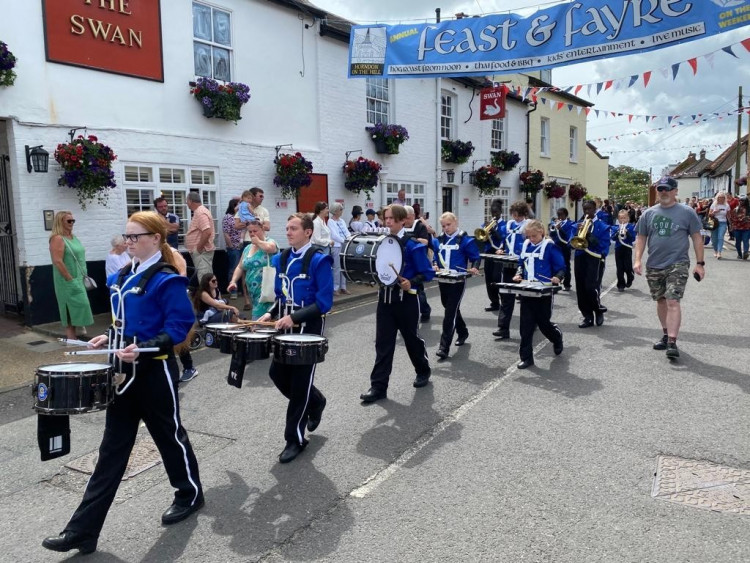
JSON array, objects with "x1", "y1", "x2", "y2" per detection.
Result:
[
  {"x1": 484, "y1": 188, "x2": 511, "y2": 222},
  {"x1": 569, "y1": 126, "x2": 578, "y2": 162},
  {"x1": 539, "y1": 69, "x2": 551, "y2": 84},
  {"x1": 441, "y1": 93, "x2": 454, "y2": 140},
  {"x1": 193, "y1": 2, "x2": 232, "y2": 81},
  {"x1": 123, "y1": 163, "x2": 219, "y2": 247},
  {"x1": 540, "y1": 117, "x2": 550, "y2": 157},
  {"x1": 491, "y1": 118, "x2": 505, "y2": 150},
  {"x1": 385, "y1": 181, "x2": 425, "y2": 210},
  {"x1": 366, "y1": 78, "x2": 390, "y2": 124}
]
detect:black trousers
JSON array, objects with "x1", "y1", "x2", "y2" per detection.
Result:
[
  {"x1": 574, "y1": 253, "x2": 604, "y2": 319},
  {"x1": 415, "y1": 283, "x2": 431, "y2": 319},
  {"x1": 483, "y1": 257, "x2": 501, "y2": 307},
  {"x1": 269, "y1": 319, "x2": 326, "y2": 445},
  {"x1": 369, "y1": 289, "x2": 430, "y2": 391},
  {"x1": 497, "y1": 267, "x2": 517, "y2": 331},
  {"x1": 65, "y1": 357, "x2": 202, "y2": 538},
  {"x1": 555, "y1": 243, "x2": 572, "y2": 289},
  {"x1": 615, "y1": 246, "x2": 634, "y2": 289},
  {"x1": 438, "y1": 280, "x2": 468, "y2": 351},
  {"x1": 519, "y1": 296, "x2": 562, "y2": 362}
]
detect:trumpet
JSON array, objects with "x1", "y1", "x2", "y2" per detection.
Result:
[
  {"x1": 570, "y1": 218, "x2": 592, "y2": 250},
  {"x1": 474, "y1": 218, "x2": 498, "y2": 242}
]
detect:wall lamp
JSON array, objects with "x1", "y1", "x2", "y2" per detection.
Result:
[
  {"x1": 442, "y1": 169, "x2": 455, "y2": 183},
  {"x1": 462, "y1": 159, "x2": 486, "y2": 185},
  {"x1": 25, "y1": 145, "x2": 49, "y2": 173}
]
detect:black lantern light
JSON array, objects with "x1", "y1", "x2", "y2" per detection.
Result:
[
  {"x1": 25, "y1": 145, "x2": 49, "y2": 173},
  {"x1": 442, "y1": 169, "x2": 455, "y2": 183}
]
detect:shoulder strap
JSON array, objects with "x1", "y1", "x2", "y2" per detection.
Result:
[
  {"x1": 114, "y1": 262, "x2": 177, "y2": 292},
  {"x1": 302, "y1": 247, "x2": 323, "y2": 276},
  {"x1": 279, "y1": 248, "x2": 292, "y2": 273}
]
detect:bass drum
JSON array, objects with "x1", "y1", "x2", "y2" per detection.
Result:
[{"x1": 340, "y1": 234, "x2": 404, "y2": 286}]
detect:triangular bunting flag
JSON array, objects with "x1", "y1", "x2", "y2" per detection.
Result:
[
  {"x1": 722, "y1": 45, "x2": 738, "y2": 58},
  {"x1": 594, "y1": 109, "x2": 600, "y2": 118},
  {"x1": 660, "y1": 67, "x2": 669, "y2": 79},
  {"x1": 587, "y1": 84, "x2": 592, "y2": 97},
  {"x1": 556, "y1": 102, "x2": 564, "y2": 111},
  {"x1": 577, "y1": 106, "x2": 583, "y2": 115},
  {"x1": 705, "y1": 53, "x2": 715, "y2": 68},
  {"x1": 567, "y1": 104, "x2": 574, "y2": 112},
  {"x1": 596, "y1": 82, "x2": 603, "y2": 94},
  {"x1": 628, "y1": 75, "x2": 638, "y2": 88},
  {"x1": 671, "y1": 63, "x2": 680, "y2": 79},
  {"x1": 540, "y1": 97, "x2": 547, "y2": 105},
  {"x1": 688, "y1": 58, "x2": 698, "y2": 74},
  {"x1": 742, "y1": 38, "x2": 750, "y2": 51},
  {"x1": 668, "y1": 116, "x2": 673, "y2": 124},
  {"x1": 574, "y1": 85, "x2": 582, "y2": 95},
  {"x1": 646, "y1": 116, "x2": 650, "y2": 123},
  {"x1": 584, "y1": 107, "x2": 591, "y2": 116},
  {"x1": 643, "y1": 71, "x2": 651, "y2": 87},
  {"x1": 563, "y1": 86, "x2": 573, "y2": 93},
  {"x1": 628, "y1": 115, "x2": 634, "y2": 123},
  {"x1": 604, "y1": 80, "x2": 613, "y2": 90}
]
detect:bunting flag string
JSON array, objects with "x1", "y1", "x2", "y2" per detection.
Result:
[{"x1": 597, "y1": 142, "x2": 732, "y2": 155}]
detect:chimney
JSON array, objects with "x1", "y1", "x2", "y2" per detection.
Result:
[{"x1": 700, "y1": 149, "x2": 706, "y2": 159}]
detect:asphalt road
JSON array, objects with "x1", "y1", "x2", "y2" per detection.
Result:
[{"x1": 1, "y1": 255, "x2": 749, "y2": 562}]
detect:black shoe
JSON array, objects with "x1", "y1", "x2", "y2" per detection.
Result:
[
  {"x1": 595, "y1": 312, "x2": 604, "y2": 326},
  {"x1": 517, "y1": 359, "x2": 534, "y2": 369},
  {"x1": 553, "y1": 338, "x2": 563, "y2": 356},
  {"x1": 653, "y1": 334, "x2": 668, "y2": 350},
  {"x1": 563, "y1": 286, "x2": 571, "y2": 292},
  {"x1": 413, "y1": 374, "x2": 431, "y2": 388},
  {"x1": 493, "y1": 329, "x2": 510, "y2": 339},
  {"x1": 625, "y1": 280, "x2": 633, "y2": 288},
  {"x1": 279, "y1": 441, "x2": 307, "y2": 464},
  {"x1": 666, "y1": 342, "x2": 680, "y2": 359},
  {"x1": 42, "y1": 531, "x2": 98, "y2": 554},
  {"x1": 485, "y1": 305, "x2": 499, "y2": 311},
  {"x1": 306, "y1": 397, "x2": 327, "y2": 432},
  {"x1": 455, "y1": 333, "x2": 469, "y2": 346},
  {"x1": 436, "y1": 348, "x2": 449, "y2": 359},
  {"x1": 599, "y1": 306, "x2": 608, "y2": 313},
  {"x1": 420, "y1": 316, "x2": 431, "y2": 322},
  {"x1": 161, "y1": 495, "x2": 205, "y2": 525},
  {"x1": 360, "y1": 387, "x2": 387, "y2": 403},
  {"x1": 578, "y1": 318, "x2": 594, "y2": 328},
  {"x1": 617, "y1": 287, "x2": 625, "y2": 292}
]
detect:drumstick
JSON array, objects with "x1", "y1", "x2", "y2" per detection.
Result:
[
  {"x1": 58, "y1": 338, "x2": 91, "y2": 347},
  {"x1": 65, "y1": 348, "x2": 160, "y2": 356},
  {"x1": 388, "y1": 263, "x2": 405, "y2": 282},
  {"x1": 236, "y1": 320, "x2": 299, "y2": 328},
  {"x1": 455, "y1": 266, "x2": 483, "y2": 277}
]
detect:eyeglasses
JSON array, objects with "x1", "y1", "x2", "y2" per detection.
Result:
[
  {"x1": 66, "y1": 219, "x2": 76, "y2": 224},
  {"x1": 209, "y1": 279, "x2": 218, "y2": 283},
  {"x1": 122, "y1": 232, "x2": 154, "y2": 243},
  {"x1": 656, "y1": 186, "x2": 677, "y2": 192}
]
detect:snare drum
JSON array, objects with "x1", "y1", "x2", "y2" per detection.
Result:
[
  {"x1": 33, "y1": 363, "x2": 113, "y2": 415},
  {"x1": 272, "y1": 334, "x2": 328, "y2": 365},
  {"x1": 204, "y1": 323, "x2": 241, "y2": 348},
  {"x1": 219, "y1": 329, "x2": 246, "y2": 354},
  {"x1": 480, "y1": 253, "x2": 519, "y2": 269},
  {"x1": 233, "y1": 332, "x2": 273, "y2": 362},
  {"x1": 341, "y1": 234, "x2": 404, "y2": 286},
  {"x1": 435, "y1": 270, "x2": 469, "y2": 284},
  {"x1": 495, "y1": 281, "x2": 561, "y2": 298}
]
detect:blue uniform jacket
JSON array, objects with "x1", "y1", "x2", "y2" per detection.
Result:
[
  {"x1": 504, "y1": 219, "x2": 528, "y2": 256},
  {"x1": 610, "y1": 222, "x2": 637, "y2": 249},
  {"x1": 272, "y1": 249, "x2": 334, "y2": 320},
  {"x1": 573, "y1": 216, "x2": 611, "y2": 258},
  {"x1": 596, "y1": 208, "x2": 613, "y2": 226},
  {"x1": 550, "y1": 219, "x2": 576, "y2": 246},
  {"x1": 402, "y1": 237, "x2": 435, "y2": 283},
  {"x1": 431, "y1": 231, "x2": 481, "y2": 270},
  {"x1": 482, "y1": 219, "x2": 507, "y2": 252},
  {"x1": 518, "y1": 238, "x2": 566, "y2": 282}
]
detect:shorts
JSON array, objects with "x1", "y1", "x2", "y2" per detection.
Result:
[{"x1": 645, "y1": 262, "x2": 689, "y2": 301}]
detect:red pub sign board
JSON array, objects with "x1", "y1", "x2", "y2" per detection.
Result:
[
  {"x1": 43, "y1": 0, "x2": 164, "y2": 82},
  {"x1": 480, "y1": 86, "x2": 507, "y2": 121}
]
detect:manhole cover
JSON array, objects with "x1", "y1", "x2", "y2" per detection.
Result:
[
  {"x1": 652, "y1": 455, "x2": 750, "y2": 515},
  {"x1": 27, "y1": 340, "x2": 49, "y2": 346},
  {"x1": 65, "y1": 437, "x2": 162, "y2": 480}
]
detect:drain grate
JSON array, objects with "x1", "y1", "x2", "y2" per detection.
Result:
[
  {"x1": 66, "y1": 437, "x2": 162, "y2": 480},
  {"x1": 652, "y1": 455, "x2": 750, "y2": 515},
  {"x1": 27, "y1": 340, "x2": 49, "y2": 346}
]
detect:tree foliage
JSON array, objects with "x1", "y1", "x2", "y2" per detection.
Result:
[{"x1": 608, "y1": 165, "x2": 651, "y2": 205}]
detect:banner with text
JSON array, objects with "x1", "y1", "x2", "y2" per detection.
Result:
[{"x1": 348, "y1": 0, "x2": 750, "y2": 79}]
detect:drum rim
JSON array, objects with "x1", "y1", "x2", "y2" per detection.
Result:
[
  {"x1": 273, "y1": 334, "x2": 327, "y2": 342},
  {"x1": 206, "y1": 323, "x2": 241, "y2": 329},
  {"x1": 37, "y1": 362, "x2": 112, "y2": 375},
  {"x1": 374, "y1": 234, "x2": 404, "y2": 285},
  {"x1": 235, "y1": 333, "x2": 272, "y2": 340}
]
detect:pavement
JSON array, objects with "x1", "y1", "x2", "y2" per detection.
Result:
[{"x1": 1, "y1": 244, "x2": 749, "y2": 562}]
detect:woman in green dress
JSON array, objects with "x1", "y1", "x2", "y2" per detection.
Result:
[
  {"x1": 227, "y1": 221, "x2": 279, "y2": 320},
  {"x1": 48, "y1": 211, "x2": 94, "y2": 339}
]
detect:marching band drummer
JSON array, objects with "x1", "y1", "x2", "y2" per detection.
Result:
[
  {"x1": 481, "y1": 198, "x2": 507, "y2": 312},
  {"x1": 611, "y1": 209, "x2": 637, "y2": 292},
  {"x1": 360, "y1": 204, "x2": 434, "y2": 403},
  {"x1": 494, "y1": 200, "x2": 530, "y2": 340},
  {"x1": 257, "y1": 213, "x2": 333, "y2": 463},
  {"x1": 573, "y1": 200, "x2": 611, "y2": 328},
  {"x1": 549, "y1": 207, "x2": 576, "y2": 291},
  {"x1": 431, "y1": 212, "x2": 481, "y2": 359},
  {"x1": 512, "y1": 221, "x2": 565, "y2": 369},
  {"x1": 42, "y1": 212, "x2": 203, "y2": 555}
]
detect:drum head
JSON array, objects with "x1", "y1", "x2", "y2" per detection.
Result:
[
  {"x1": 206, "y1": 323, "x2": 240, "y2": 330},
  {"x1": 274, "y1": 334, "x2": 326, "y2": 343},
  {"x1": 254, "y1": 328, "x2": 278, "y2": 335},
  {"x1": 220, "y1": 330, "x2": 246, "y2": 336},
  {"x1": 374, "y1": 235, "x2": 403, "y2": 285},
  {"x1": 38, "y1": 363, "x2": 111, "y2": 374},
  {"x1": 236, "y1": 333, "x2": 270, "y2": 340}
]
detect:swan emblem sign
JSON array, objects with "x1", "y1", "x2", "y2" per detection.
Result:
[{"x1": 480, "y1": 86, "x2": 506, "y2": 121}]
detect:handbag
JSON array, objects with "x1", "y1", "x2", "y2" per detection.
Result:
[
  {"x1": 63, "y1": 238, "x2": 97, "y2": 291},
  {"x1": 259, "y1": 253, "x2": 276, "y2": 303},
  {"x1": 705, "y1": 216, "x2": 718, "y2": 231}
]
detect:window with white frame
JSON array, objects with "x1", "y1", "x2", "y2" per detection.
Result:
[
  {"x1": 441, "y1": 93, "x2": 455, "y2": 140},
  {"x1": 491, "y1": 118, "x2": 505, "y2": 150},
  {"x1": 484, "y1": 187, "x2": 511, "y2": 222},
  {"x1": 569, "y1": 126, "x2": 578, "y2": 162},
  {"x1": 385, "y1": 181, "x2": 425, "y2": 210},
  {"x1": 539, "y1": 69, "x2": 551, "y2": 84},
  {"x1": 193, "y1": 2, "x2": 232, "y2": 81},
  {"x1": 540, "y1": 117, "x2": 550, "y2": 157},
  {"x1": 366, "y1": 78, "x2": 390, "y2": 124},
  {"x1": 123, "y1": 163, "x2": 219, "y2": 247}
]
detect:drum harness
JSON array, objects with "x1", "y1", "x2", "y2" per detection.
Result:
[
  {"x1": 109, "y1": 261, "x2": 178, "y2": 394},
  {"x1": 277, "y1": 247, "x2": 323, "y2": 333},
  {"x1": 519, "y1": 239, "x2": 552, "y2": 283}
]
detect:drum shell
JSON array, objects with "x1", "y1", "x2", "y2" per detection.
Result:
[
  {"x1": 33, "y1": 363, "x2": 113, "y2": 415},
  {"x1": 204, "y1": 323, "x2": 241, "y2": 348},
  {"x1": 271, "y1": 335, "x2": 328, "y2": 365},
  {"x1": 233, "y1": 333, "x2": 272, "y2": 362},
  {"x1": 340, "y1": 234, "x2": 403, "y2": 286},
  {"x1": 219, "y1": 329, "x2": 246, "y2": 354}
]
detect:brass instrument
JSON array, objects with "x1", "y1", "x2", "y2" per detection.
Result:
[
  {"x1": 474, "y1": 219, "x2": 498, "y2": 242},
  {"x1": 570, "y1": 218, "x2": 592, "y2": 250}
]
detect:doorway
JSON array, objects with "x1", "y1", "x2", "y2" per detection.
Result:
[
  {"x1": 296, "y1": 174, "x2": 329, "y2": 213},
  {"x1": 442, "y1": 186, "x2": 453, "y2": 214},
  {"x1": 0, "y1": 154, "x2": 20, "y2": 313}
]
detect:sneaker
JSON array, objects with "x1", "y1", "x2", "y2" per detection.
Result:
[
  {"x1": 653, "y1": 334, "x2": 668, "y2": 350},
  {"x1": 230, "y1": 292, "x2": 238, "y2": 299},
  {"x1": 665, "y1": 342, "x2": 679, "y2": 359},
  {"x1": 744, "y1": 252, "x2": 749, "y2": 260},
  {"x1": 180, "y1": 368, "x2": 198, "y2": 382}
]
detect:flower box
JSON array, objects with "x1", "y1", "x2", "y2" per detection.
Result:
[
  {"x1": 490, "y1": 150, "x2": 521, "y2": 172},
  {"x1": 273, "y1": 152, "x2": 313, "y2": 199},
  {"x1": 343, "y1": 157, "x2": 382, "y2": 198},
  {"x1": 0, "y1": 41, "x2": 17, "y2": 87},
  {"x1": 54, "y1": 135, "x2": 117, "y2": 210},
  {"x1": 441, "y1": 140, "x2": 474, "y2": 164},
  {"x1": 543, "y1": 179, "x2": 567, "y2": 199},
  {"x1": 473, "y1": 165, "x2": 502, "y2": 196},
  {"x1": 191, "y1": 77, "x2": 250, "y2": 124},
  {"x1": 366, "y1": 123, "x2": 409, "y2": 155},
  {"x1": 568, "y1": 182, "x2": 588, "y2": 202},
  {"x1": 519, "y1": 169, "x2": 545, "y2": 195}
]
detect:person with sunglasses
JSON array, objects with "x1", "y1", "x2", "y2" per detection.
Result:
[
  {"x1": 192, "y1": 273, "x2": 241, "y2": 324},
  {"x1": 634, "y1": 176, "x2": 705, "y2": 360},
  {"x1": 43, "y1": 211, "x2": 203, "y2": 555},
  {"x1": 48, "y1": 211, "x2": 94, "y2": 340}
]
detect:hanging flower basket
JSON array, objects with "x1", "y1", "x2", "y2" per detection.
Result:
[
  {"x1": 343, "y1": 157, "x2": 382, "y2": 198},
  {"x1": 0, "y1": 41, "x2": 17, "y2": 87},
  {"x1": 190, "y1": 77, "x2": 250, "y2": 124},
  {"x1": 365, "y1": 123, "x2": 409, "y2": 154},
  {"x1": 568, "y1": 182, "x2": 588, "y2": 202},
  {"x1": 736, "y1": 175, "x2": 747, "y2": 187},
  {"x1": 543, "y1": 179, "x2": 567, "y2": 199},
  {"x1": 273, "y1": 152, "x2": 313, "y2": 199},
  {"x1": 54, "y1": 135, "x2": 117, "y2": 210},
  {"x1": 441, "y1": 140, "x2": 474, "y2": 164},
  {"x1": 490, "y1": 150, "x2": 521, "y2": 172},
  {"x1": 519, "y1": 169, "x2": 545, "y2": 196},
  {"x1": 473, "y1": 165, "x2": 502, "y2": 196}
]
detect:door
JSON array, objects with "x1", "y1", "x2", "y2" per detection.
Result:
[
  {"x1": 296, "y1": 174, "x2": 329, "y2": 213},
  {"x1": 442, "y1": 186, "x2": 453, "y2": 214},
  {"x1": 0, "y1": 155, "x2": 20, "y2": 313}
]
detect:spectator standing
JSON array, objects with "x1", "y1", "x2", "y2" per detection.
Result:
[
  {"x1": 728, "y1": 194, "x2": 750, "y2": 259},
  {"x1": 393, "y1": 188, "x2": 406, "y2": 206},
  {"x1": 105, "y1": 235, "x2": 131, "y2": 277},
  {"x1": 311, "y1": 201, "x2": 333, "y2": 254},
  {"x1": 154, "y1": 197, "x2": 180, "y2": 249},
  {"x1": 349, "y1": 205, "x2": 364, "y2": 233},
  {"x1": 235, "y1": 187, "x2": 271, "y2": 241},
  {"x1": 185, "y1": 193, "x2": 215, "y2": 281},
  {"x1": 328, "y1": 202, "x2": 351, "y2": 295},
  {"x1": 222, "y1": 198, "x2": 244, "y2": 300},
  {"x1": 228, "y1": 221, "x2": 279, "y2": 319},
  {"x1": 708, "y1": 192, "x2": 730, "y2": 259}
]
